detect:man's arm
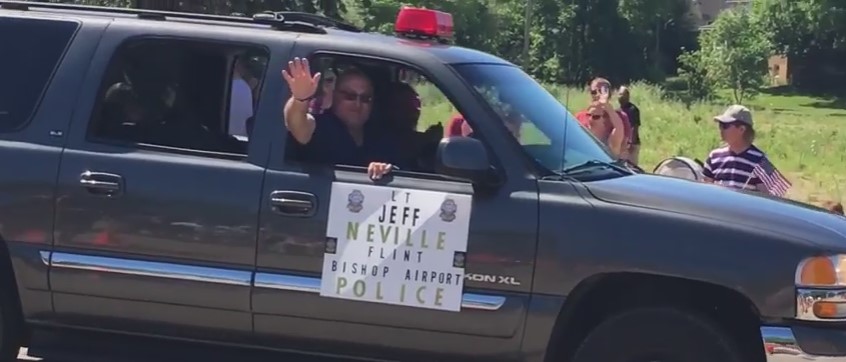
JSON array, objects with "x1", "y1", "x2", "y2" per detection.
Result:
[
  {"x1": 605, "y1": 107, "x2": 625, "y2": 156},
  {"x1": 283, "y1": 97, "x2": 316, "y2": 145}
]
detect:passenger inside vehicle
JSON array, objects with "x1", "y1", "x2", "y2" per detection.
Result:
[
  {"x1": 383, "y1": 81, "x2": 442, "y2": 173},
  {"x1": 89, "y1": 39, "x2": 269, "y2": 157}
]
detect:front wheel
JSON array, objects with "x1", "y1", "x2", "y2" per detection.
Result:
[
  {"x1": 571, "y1": 307, "x2": 745, "y2": 362},
  {"x1": 0, "y1": 287, "x2": 22, "y2": 362}
]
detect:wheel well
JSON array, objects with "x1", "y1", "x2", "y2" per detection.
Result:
[
  {"x1": 0, "y1": 237, "x2": 29, "y2": 346},
  {"x1": 544, "y1": 273, "x2": 765, "y2": 362}
]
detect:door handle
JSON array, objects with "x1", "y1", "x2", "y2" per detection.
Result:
[
  {"x1": 80, "y1": 171, "x2": 123, "y2": 197},
  {"x1": 269, "y1": 191, "x2": 316, "y2": 217}
]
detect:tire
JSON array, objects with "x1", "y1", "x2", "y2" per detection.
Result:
[
  {"x1": 571, "y1": 307, "x2": 744, "y2": 362},
  {"x1": 0, "y1": 282, "x2": 22, "y2": 362}
]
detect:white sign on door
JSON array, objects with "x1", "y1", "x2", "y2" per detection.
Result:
[{"x1": 320, "y1": 182, "x2": 472, "y2": 312}]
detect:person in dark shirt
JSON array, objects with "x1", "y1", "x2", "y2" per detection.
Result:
[
  {"x1": 282, "y1": 58, "x2": 399, "y2": 179},
  {"x1": 618, "y1": 86, "x2": 641, "y2": 165},
  {"x1": 383, "y1": 82, "x2": 442, "y2": 173}
]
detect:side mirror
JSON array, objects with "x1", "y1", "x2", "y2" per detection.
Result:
[{"x1": 435, "y1": 137, "x2": 493, "y2": 184}]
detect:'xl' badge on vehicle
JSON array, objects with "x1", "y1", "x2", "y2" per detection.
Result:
[{"x1": 465, "y1": 273, "x2": 521, "y2": 286}]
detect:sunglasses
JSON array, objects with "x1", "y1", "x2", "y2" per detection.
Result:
[
  {"x1": 719, "y1": 121, "x2": 743, "y2": 130},
  {"x1": 590, "y1": 86, "x2": 610, "y2": 96},
  {"x1": 336, "y1": 89, "x2": 373, "y2": 104}
]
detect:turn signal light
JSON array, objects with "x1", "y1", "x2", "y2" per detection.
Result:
[{"x1": 797, "y1": 256, "x2": 839, "y2": 287}]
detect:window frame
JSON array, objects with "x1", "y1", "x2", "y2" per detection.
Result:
[
  {"x1": 0, "y1": 16, "x2": 81, "y2": 133},
  {"x1": 83, "y1": 34, "x2": 271, "y2": 161},
  {"x1": 281, "y1": 50, "x2": 510, "y2": 184}
]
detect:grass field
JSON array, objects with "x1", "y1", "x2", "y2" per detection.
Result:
[{"x1": 411, "y1": 82, "x2": 846, "y2": 206}]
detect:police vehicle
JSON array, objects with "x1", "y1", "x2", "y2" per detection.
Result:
[{"x1": 1, "y1": 1, "x2": 845, "y2": 361}]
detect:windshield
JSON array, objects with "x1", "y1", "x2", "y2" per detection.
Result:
[{"x1": 452, "y1": 63, "x2": 615, "y2": 174}]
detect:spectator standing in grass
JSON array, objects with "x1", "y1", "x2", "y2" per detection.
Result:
[
  {"x1": 702, "y1": 105, "x2": 791, "y2": 197},
  {"x1": 574, "y1": 77, "x2": 630, "y2": 158},
  {"x1": 618, "y1": 86, "x2": 641, "y2": 165}
]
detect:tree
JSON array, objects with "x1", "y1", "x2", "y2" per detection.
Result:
[
  {"x1": 687, "y1": 8, "x2": 772, "y2": 104},
  {"x1": 750, "y1": 0, "x2": 846, "y2": 90}
]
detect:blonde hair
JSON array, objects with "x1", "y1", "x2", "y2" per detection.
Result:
[{"x1": 742, "y1": 125, "x2": 756, "y2": 143}]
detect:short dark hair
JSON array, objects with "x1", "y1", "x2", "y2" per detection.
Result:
[{"x1": 336, "y1": 67, "x2": 370, "y2": 87}]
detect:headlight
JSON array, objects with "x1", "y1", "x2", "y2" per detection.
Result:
[{"x1": 795, "y1": 255, "x2": 846, "y2": 321}]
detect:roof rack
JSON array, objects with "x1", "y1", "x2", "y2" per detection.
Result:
[
  {"x1": 253, "y1": 11, "x2": 360, "y2": 32},
  {"x1": 0, "y1": 1, "x2": 361, "y2": 34}
]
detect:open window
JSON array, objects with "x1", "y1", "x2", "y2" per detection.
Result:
[
  {"x1": 87, "y1": 37, "x2": 269, "y2": 158},
  {"x1": 228, "y1": 50, "x2": 269, "y2": 141},
  {"x1": 283, "y1": 54, "x2": 512, "y2": 177}
]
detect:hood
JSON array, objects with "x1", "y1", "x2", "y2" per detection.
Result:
[{"x1": 583, "y1": 174, "x2": 846, "y2": 251}]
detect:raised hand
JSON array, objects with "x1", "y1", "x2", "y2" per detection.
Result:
[
  {"x1": 598, "y1": 84, "x2": 611, "y2": 105},
  {"x1": 281, "y1": 57, "x2": 321, "y2": 101}
]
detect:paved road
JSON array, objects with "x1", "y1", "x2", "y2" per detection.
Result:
[{"x1": 16, "y1": 330, "x2": 356, "y2": 362}]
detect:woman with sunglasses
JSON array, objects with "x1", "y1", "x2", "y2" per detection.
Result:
[
  {"x1": 574, "y1": 78, "x2": 630, "y2": 158},
  {"x1": 701, "y1": 105, "x2": 771, "y2": 193}
]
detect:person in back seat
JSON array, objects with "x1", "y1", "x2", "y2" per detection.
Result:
[
  {"x1": 282, "y1": 58, "x2": 402, "y2": 179},
  {"x1": 97, "y1": 82, "x2": 148, "y2": 140},
  {"x1": 384, "y1": 82, "x2": 441, "y2": 172}
]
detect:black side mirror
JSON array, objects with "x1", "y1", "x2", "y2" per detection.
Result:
[{"x1": 435, "y1": 137, "x2": 493, "y2": 184}]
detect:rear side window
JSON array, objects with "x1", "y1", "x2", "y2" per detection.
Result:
[{"x1": 0, "y1": 17, "x2": 78, "y2": 132}]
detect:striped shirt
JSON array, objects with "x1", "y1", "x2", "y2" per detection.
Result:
[{"x1": 703, "y1": 145, "x2": 767, "y2": 191}]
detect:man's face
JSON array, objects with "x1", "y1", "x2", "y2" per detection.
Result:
[
  {"x1": 332, "y1": 74, "x2": 374, "y2": 128},
  {"x1": 618, "y1": 88, "x2": 630, "y2": 104},
  {"x1": 718, "y1": 121, "x2": 745, "y2": 144}
]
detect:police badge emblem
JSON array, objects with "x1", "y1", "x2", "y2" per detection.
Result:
[
  {"x1": 347, "y1": 190, "x2": 364, "y2": 213},
  {"x1": 439, "y1": 198, "x2": 457, "y2": 222}
]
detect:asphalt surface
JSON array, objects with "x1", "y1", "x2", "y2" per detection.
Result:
[
  {"x1": 16, "y1": 329, "x2": 355, "y2": 362},
  {"x1": 15, "y1": 330, "x2": 817, "y2": 362}
]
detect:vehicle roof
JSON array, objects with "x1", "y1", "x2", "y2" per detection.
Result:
[
  {"x1": 317, "y1": 29, "x2": 514, "y2": 66},
  {"x1": 0, "y1": 1, "x2": 514, "y2": 66}
]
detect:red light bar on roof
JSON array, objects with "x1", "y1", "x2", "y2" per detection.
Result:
[{"x1": 394, "y1": 6, "x2": 454, "y2": 40}]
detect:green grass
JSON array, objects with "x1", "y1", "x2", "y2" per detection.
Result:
[{"x1": 410, "y1": 82, "x2": 846, "y2": 206}]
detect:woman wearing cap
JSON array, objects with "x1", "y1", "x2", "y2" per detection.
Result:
[{"x1": 701, "y1": 105, "x2": 772, "y2": 193}]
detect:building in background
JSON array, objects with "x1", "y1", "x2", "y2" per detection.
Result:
[{"x1": 691, "y1": 0, "x2": 789, "y2": 86}]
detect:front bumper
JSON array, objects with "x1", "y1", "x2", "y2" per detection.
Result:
[{"x1": 763, "y1": 326, "x2": 846, "y2": 361}]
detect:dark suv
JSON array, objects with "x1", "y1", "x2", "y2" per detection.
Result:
[{"x1": 1, "y1": 1, "x2": 845, "y2": 362}]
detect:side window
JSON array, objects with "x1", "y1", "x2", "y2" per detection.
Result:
[
  {"x1": 411, "y1": 72, "x2": 549, "y2": 146},
  {"x1": 284, "y1": 55, "x2": 474, "y2": 175},
  {"x1": 227, "y1": 51, "x2": 268, "y2": 141},
  {"x1": 466, "y1": 83, "x2": 551, "y2": 146},
  {"x1": 0, "y1": 17, "x2": 79, "y2": 132},
  {"x1": 87, "y1": 38, "x2": 269, "y2": 157}
]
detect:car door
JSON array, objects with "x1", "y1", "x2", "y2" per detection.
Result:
[
  {"x1": 48, "y1": 23, "x2": 277, "y2": 340},
  {"x1": 0, "y1": 14, "x2": 105, "y2": 322},
  {"x1": 252, "y1": 45, "x2": 539, "y2": 360}
]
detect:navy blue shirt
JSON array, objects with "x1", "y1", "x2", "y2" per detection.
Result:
[{"x1": 290, "y1": 112, "x2": 405, "y2": 168}]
